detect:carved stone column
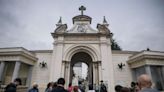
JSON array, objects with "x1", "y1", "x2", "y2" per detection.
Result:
[
  {"x1": 162, "y1": 66, "x2": 164, "y2": 81},
  {"x1": 145, "y1": 65, "x2": 152, "y2": 79},
  {"x1": 93, "y1": 62, "x2": 96, "y2": 84},
  {"x1": 0, "y1": 61, "x2": 5, "y2": 82},
  {"x1": 98, "y1": 61, "x2": 102, "y2": 84},
  {"x1": 93, "y1": 62, "x2": 99, "y2": 85},
  {"x1": 161, "y1": 66, "x2": 164, "y2": 88},
  {"x1": 12, "y1": 61, "x2": 21, "y2": 82},
  {"x1": 26, "y1": 65, "x2": 33, "y2": 87},
  {"x1": 88, "y1": 62, "x2": 93, "y2": 84},
  {"x1": 61, "y1": 61, "x2": 66, "y2": 78},
  {"x1": 64, "y1": 61, "x2": 70, "y2": 87}
]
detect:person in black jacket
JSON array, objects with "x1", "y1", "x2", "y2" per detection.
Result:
[
  {"x1": 5, "y1": 83, "x2": 16, "y2": 92},
  {"x1": 100, "y1": 80, "x2": 107, "y2": 92},
  {"x1": 5, "y1": 78, "x2": 22, "y2": 92},
  {"x1": 51, "y1": 78, "x2": 68, "y2": 92}
]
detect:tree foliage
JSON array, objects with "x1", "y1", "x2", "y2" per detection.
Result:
[{"x1": 111, "y1": 39, "x2": 122, "y2": 50}]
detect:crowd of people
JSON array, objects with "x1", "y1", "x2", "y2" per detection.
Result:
[
  {"x1": 114, "y1": 74, "x2": 160, "y2": 92},
  {"x1": 4, "y1": 74, "x2": 160, "y2": 92},
  {"x1": 43, "y1": 78, "x2": 107, "y2": 92}
]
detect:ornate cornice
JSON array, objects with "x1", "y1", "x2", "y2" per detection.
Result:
[
  {"x1": 127, "y1": 50, "x2": 164, "y2": 68},
  {"x1": 112, "y1": 50, "x2": 139, "y2": 54},
  {"x1": 30, "y1": 50, "x2": 53, "y2": 53},
  {"x1": 0, "y1": 47, "x2": 38, "y2": 65},
  {"x1": 73, "y1": 15, "x2": 92, "y2": 24}
]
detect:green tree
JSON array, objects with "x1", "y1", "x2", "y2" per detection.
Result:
[{"x1": 111, "y1": 39, "x2": 122, "y2": 50}]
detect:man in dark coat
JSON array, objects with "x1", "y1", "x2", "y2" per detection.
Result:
[
  {"x1": 5, "y1": 83, "x2": 16, "y2": 92},
  {"x1": 51, "y1": 78, "x2": 68, "y2": 92},
  {"x1": 5, "y1": 78, "x2": 22, "y2": 92}
]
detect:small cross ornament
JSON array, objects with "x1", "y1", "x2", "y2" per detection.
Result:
[{"x1": 79, "y1": 5, "x2": 86, "y2": 15}]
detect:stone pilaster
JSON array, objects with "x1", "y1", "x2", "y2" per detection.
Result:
[
  {"x1": 61, "y1": 61, "x2": 66, "y2": 78},
  {"x1": 93, "y1": 62, "x2": 96, "y2": 84},
  {"x1": 98, "y1": 61, "x2": 102, "y2": 84},
  {"x1": 0, "y1": 61, "x2": 5, "y2": 82},
  {"x1": 100, "y1": 36, "x2": 114, "y2": 92},
  {"x1": 162, "y1": 66, "x2": 164, "y2": 80},
  {"x1": 131, "y1": 69, "x2": 136, "y2": 81},
  {"x1": 161, "y1": 66, "x2": 164, "y2": 88},
  {"x1": 88, "y1": 62, "x2": 93, "y2": 84},
  {"x1": 145, "y1": 65, "x2": 152, "y2": 79},
  {"x1": 26, "y1": 65, "x2": 33, "y2": 87},
  {"x1": 12, "y1": 61, "x2": 21, "y2": 82},
  {"x1": 50, "y1": 40, "x2": 64, "y2": 81},
  {"x1": 64, "y1": 61, "x2": 70, "y2": 88},
  {"x1": 93, "y1": 62, "x2": 99, "y2": 84}
]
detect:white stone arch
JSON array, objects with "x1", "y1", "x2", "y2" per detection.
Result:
[{"x1": 63, "y1": 44, "x2": 100, "y2": 62}]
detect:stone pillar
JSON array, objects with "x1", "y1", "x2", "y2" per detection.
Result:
[
  {"x1": 100, "y1": 36, "x2": 114, "y2": 92},
  {"x1": 26, "y1": 65, "x2": 33, "y2": 87},
  {"x1": 162, "y1": 66, "x2": 164, "y2": 80},
  {"x1": 93, "y1": 62, "x2": 96, "y2": 84},
  {"x1": 65, "y1": 61, "x2": 70, "y2": 88},
  {"x1": 161, "y1": 66, "x2": 164, "y2": 88},
  {"x1": 0, "y1": 61, "x2": 5, "y2": 81},
  {"x1": 93, "y1": 62, "x2": 99, "y2": 85},
  {"x1": 145, "y1": 65, "x2": 152, "y2": 79},
  {"x1": 12, "y1": 61, "x2": 21, "y2": 82},
  {"x1": 96, "y1": 62, "x2": 99, "y2": 84},
  {"x1": 61, "y1": 61, "x2": 65, "y2": 78},
  {"x1": 88, "y1": 62, "x2": 93, "y2": 84},
  {"x1": 50, "y1": 39, "x2": 64, "y2": 81},
  {"x1": 131, "y1": 68, "x2": 136, "y2": 81},
  {"x1": 98, "y1": 61, "x2": 102, "y2": 84}
]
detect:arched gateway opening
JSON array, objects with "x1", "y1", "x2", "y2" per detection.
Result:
[
  {"x1": 63, "y1": 45, "x2": 101, "y2": 88},
  {"x1": 70, "y1": 52, "x2": 93, "y2": 85}
]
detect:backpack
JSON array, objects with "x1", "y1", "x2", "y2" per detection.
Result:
[{"x1": 100, "y1": 85, "x2": 107, "y2": 92}]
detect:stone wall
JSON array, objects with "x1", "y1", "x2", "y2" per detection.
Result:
[
  {"x1": 31, "y1": 51, "x2": 52, "y2": 91},
  {"x1": 112, "y1": 52, "x2": 133, "y2": 87}
]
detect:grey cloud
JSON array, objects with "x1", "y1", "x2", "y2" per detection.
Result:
[{"x1": 0, "y1": 0, "x2": 164, "y2": 51}]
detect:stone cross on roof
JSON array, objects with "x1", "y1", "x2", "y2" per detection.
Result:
[{"x1": 79, "y1": 5, "x2": 86, "y2": 15}]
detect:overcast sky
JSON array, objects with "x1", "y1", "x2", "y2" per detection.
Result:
[{"x1": 0, "y1": 0, "x2": 164, "y2": 51}]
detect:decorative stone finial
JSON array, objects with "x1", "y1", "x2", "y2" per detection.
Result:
[
  {"x1": 58, "y1": 16, "x2": 62, "y2": 24},
  {"x1": 103, "y1": 16, "x2": 109, "y2": 26},
  {"x1": 79, "y1": 5, "x2": 86, "y2": 15},
  {"x1": 103, "y1": 16, "x2": 107, "y2": 24},
  {"x1": 56, "y1": 16, "x2": 62, "y2": 26}
]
